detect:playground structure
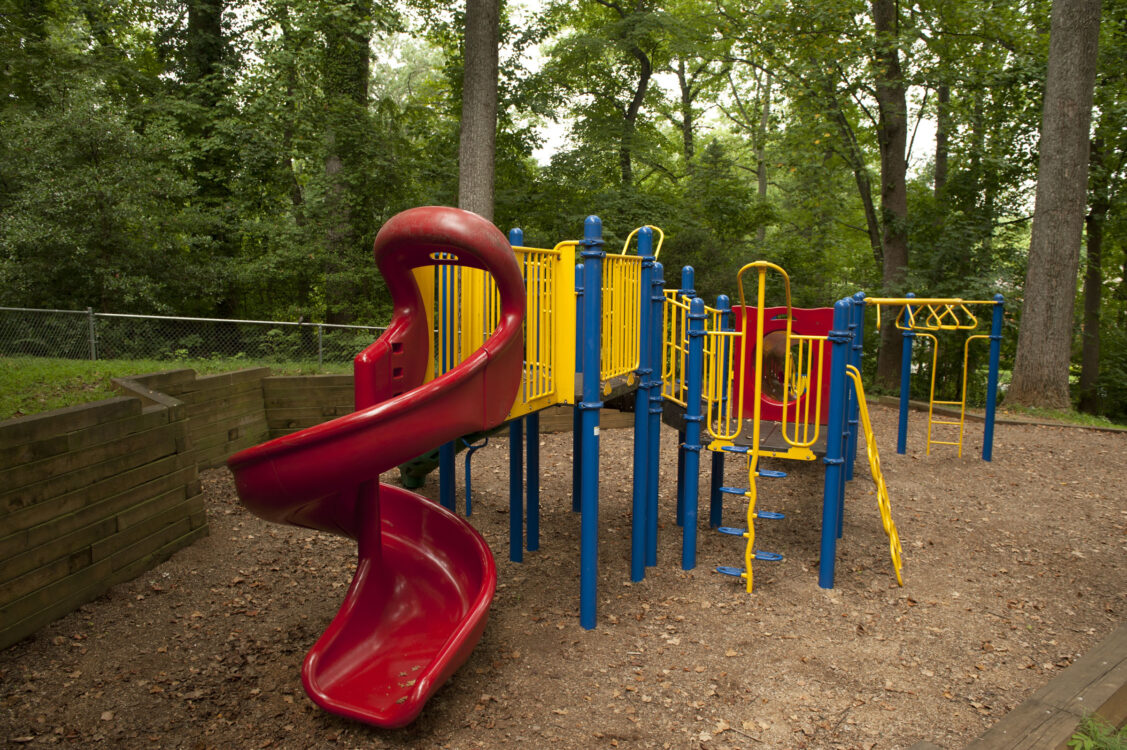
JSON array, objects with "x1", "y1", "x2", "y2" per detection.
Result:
[{"x1": 227, "y1": 205, "x2": 1006, "y2": 728}]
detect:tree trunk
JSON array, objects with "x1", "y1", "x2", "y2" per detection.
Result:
[
  {"x1": 934, "y1": 84, "x2": 950, "y2": 198},
  {"x1": 320, "y1": 0, "x2": 372, "y2": 323},
  {"x1": 457, "y1": 0, "x2": 500, "y2": 220},
  {"x1": 1009, "y1": 0, "x2": 1101, "y2": 408},
  {"x1": 756, "y1": 72, "x2": 772, "y2": 245},
  {"x1": 620, "y1": 45, "x2": 653, "y2": 187},
  {"x1": 870, "y1": 0, "x2": 910, "y2": 390},
  {"x1": 1077, "y1": 136, "x2": 1107, "y2": 413},
  {"x1": 677, "y1": 59, "x2": 695, "y2": 173}
]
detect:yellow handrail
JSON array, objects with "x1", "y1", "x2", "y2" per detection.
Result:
[
  {"x1": 844, "y1": 365, "x2": 904, "y2": 586},
  {"x1": 620, "y1": 225, "x2": 665, "y2": 259}
]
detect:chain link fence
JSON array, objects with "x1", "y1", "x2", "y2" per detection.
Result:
[{"x1": 0, "y1": 307, "x2": 386, "y2": 366}]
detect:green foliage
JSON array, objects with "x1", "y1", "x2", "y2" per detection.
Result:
[
  {"x1": 1068, "y1": 713, "x2": 1127, "y2": 750},
  {"x1": 1, "y1": 0, "x2": 1124, "y2": 415},
  {"x1": 0, "y1": 355, "x2": 348, "y2": 421}
]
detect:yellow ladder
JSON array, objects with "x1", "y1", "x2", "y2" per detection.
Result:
[{"x1": 844, "y1": 366, "x2": 904, "y2": 585}]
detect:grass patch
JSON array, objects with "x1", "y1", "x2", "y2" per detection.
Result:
[
  {"x1": 1, "y1": 356, "x2": 349, "y2": 421},
  {"x1": 999, "y1": 403, "x2": 1126, "y2": 429},
  {"x1": 1069, "y1": 713, "x2": 1127, "y2": 750}
]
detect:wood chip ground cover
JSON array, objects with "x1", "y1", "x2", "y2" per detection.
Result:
[{"x1": 2, "y1": 405, "x2": 1124, "y2": 749}]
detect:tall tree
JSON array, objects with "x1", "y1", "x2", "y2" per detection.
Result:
[
  {"x1": 320, "y1": 0, "x2": 374, "y2": 323},
  {"x1": 458, "y1": 0, "x2": 501, "y2": 219},
  {"x1": 1009, "y1": 0, "x2": 1102, "y2": 408},
  {"x1": 870, "y1": 0, "x2": 910, "y2": 389}
]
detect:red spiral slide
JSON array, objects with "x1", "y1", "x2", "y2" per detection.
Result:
[{"x1": 227, "y1": 207, "x2": 525, "y2": 728}]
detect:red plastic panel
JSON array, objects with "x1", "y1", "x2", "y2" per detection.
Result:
[
  {"x1": 730, "y1": 306, "x2": 834, "y2": 424},
  {"x1": 227, "y1": 207, "x2": 524, "y2": 727}
]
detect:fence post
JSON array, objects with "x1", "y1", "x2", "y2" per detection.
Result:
[
  {"x1": 87, "y1": 307, "x2": 97, "y2": 361},
  {"x1": 317, "y1": 324, "x2": 324, "y2": 367}
]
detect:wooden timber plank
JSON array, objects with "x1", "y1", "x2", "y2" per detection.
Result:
[
  {"x1": 171, "y1": 368, "x2": 270, "y2": 394},
  {"x1": 1, "y1": 424, "x2": 178, "y2": 506},
  {"x1": 0, "y1": 456, "x2": 194, "y2": 544},
  {"x1": 0, "y1": 398, "x2": 140, "y2": 449},
  {"x1": 0, "y1": 465, "x2": 197, "y2": 567},
  {"x1": 966, "y1": 624, "x2": 1127, "y2": 750},
  {"x1": 263, "y1": 374, "x2": 353, "y2": 389}
]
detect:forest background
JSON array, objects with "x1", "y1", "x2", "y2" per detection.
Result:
[{"x1": 1, "y1": 0, "x2": 1125, "y2": 419}]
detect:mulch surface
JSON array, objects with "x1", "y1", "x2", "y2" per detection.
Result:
[{"x1": 2, "y1": 404, "x2": 1125, "y2": 749}]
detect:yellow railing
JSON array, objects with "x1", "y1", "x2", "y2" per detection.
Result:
[
  {"x1": 844, "y1": 365, "x2": 904, "y2": 586},
  {"x1": 431, "y1": 241, "x2": 577, "y2": 420},
  {"x1": 869, "y1": 296, "x2": 998, "y2": 456},
  {"x1": 601, "y1": 254, "x2": 644, "y2": 383}
]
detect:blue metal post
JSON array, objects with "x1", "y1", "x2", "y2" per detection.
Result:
[
  {"x1": 527, "y1": 412, "x2": 540, "y2": 550},
  {"x1": 579, "y1": 216, "x2": 604, "y2": 630},
  {"x1": 845, "y1": 292, "x2": 865, "y2": 481},
  {"x1": 462, "y1": 437, "x2": 489, "y2": 516},
  {"x1": 437, "y1": 259, "x2": 456, "y2": 512},
  {"x1": 509, "y1": 418, "x2": 523, "y2": 562},
  {"x1": 511, "y1": 225, "x2": 539, "y2": 551},
  {"x1": 897, "y1": 293, "x2": 916, "y2": 455},
  {"x1": 709, "y1": 295, "x2": 730, "y2": 529},
  {"x1": 646, "y1": 262, "x2": 665, "y2": 567},
  {"x1": 630, "y1": 228, "x2": 654, "y2": 582},
  {"x1": 572, "y1": 263, "x2": 584, "y2": 513},
  {"x1": 983, "y1": 294, "x2": 1004, "y2": 461},
  {"x1": 675, "y1": 266, "x2": 695, "y2": 528},
  {"x1": 682, "y1": 298, "x2": 706, "y2": 570},
  {"x1": 819, "y1": 298, "x2": 852, "y2": 589},
  {"x1": 439, "y1": 442, "x2": 456, "y2": 511}
]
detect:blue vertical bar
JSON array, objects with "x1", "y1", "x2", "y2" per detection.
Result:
[
  {"x1": 674, "y1": 266, "x2": 695, "y2": 528},
  {"x1": 439, "y1": 442, "x2": 456, "y2": 511},
  {"x1": 897, "y1": 292, "x2": 916, "y2": 455},
  {"x1": 630, "y1": 228, "x2": 654, "y2": 582},
  {"x1": 682, "y1": 298, "x2": 706, "y2": 570},
  {"x1": 646, "y1": 261, "x2": 665, "y2": 567},
  {"x1": 509, "y1": 418, "x2": 523, "y2": 562},
  {"x1": 527, "y1": 412, "x2": 540, "y2": 550},
  {"x1": 579, "y1": 216, "x2": 604, "y2": 630},
  {"x1": 572, "y1": 263, "x2": 584, "y2": 513},
  {"x1": 845, "y1": 292, "x2": 865, "y2": 481},
  {"x1": 709, "y1": 295, "x2": 730, "y2": 529},
  {"x1": 438, "y1": 261, "x2": 456, "y2": 511},
  {"x1": 819, "y1": 298, "x2": 852, "y2": 589},
  {"x1": 676, "y1": 427, "x2": 686, "y2": 527},
  {"x1": 983, "y1": 294, "x2": 1004, "y2": 462}
]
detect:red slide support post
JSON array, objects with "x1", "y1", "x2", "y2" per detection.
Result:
[{"x1": 227, "y1": 207, "x2": 526, "y2": 728}]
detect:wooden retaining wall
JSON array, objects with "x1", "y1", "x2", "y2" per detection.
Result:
[
  {"x1": 0, "y1": 391, "x2": 204, "y2": 650},
  {"x1": 1, "y1": 366, "x2": 641, "y2": 649},
  {"x1": 264, "y1": 375, "x2": 354, "y2": 438},
  {"x1": 127, "y1": 368, "x2": 272, "y2": 469}
]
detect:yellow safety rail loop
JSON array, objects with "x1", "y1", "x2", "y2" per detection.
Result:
[
  {"x1": 621, "y1": 225, "x2": 665, "y2": 259},
  {"x1": 844, "y1": 365, "x2": 904, "y2": 586},
  {"x1": 735, "y1": 262, "x2": 793, "y2": 459}
]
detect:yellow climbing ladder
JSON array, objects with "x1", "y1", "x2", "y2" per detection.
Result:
[{"x1": 844, "y1": 365, "x2": 904, "y2": 585}]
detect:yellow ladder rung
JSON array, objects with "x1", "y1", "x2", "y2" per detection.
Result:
[
  {"x1": 933, "y1": 400, "x2": 962, "y2": 406},
  {"x1": 930, "y1": 440, "x2": 961, "y2": 446},
  {"x1": 931, "y1": 420, "x2": 962, "y2": 427}
]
